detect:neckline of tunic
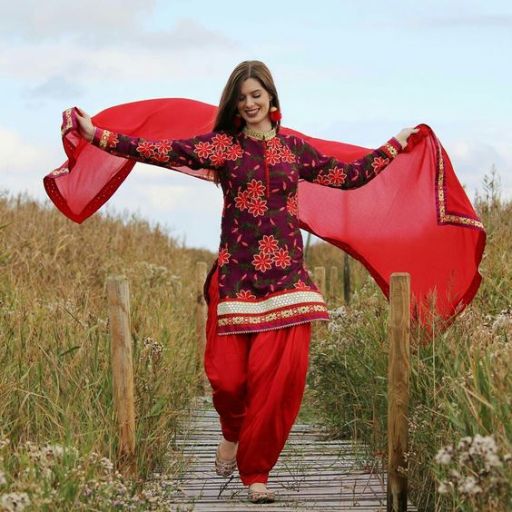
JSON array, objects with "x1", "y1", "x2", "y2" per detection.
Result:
[{"x1": 241, "y1": 129, "x2": 277, "y2": 142}]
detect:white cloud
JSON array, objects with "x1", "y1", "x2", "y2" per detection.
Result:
[
  {"x1": 0, "y1": 127, "x2": 41, "y2": 170},
  {"x1": 0, "y1": 126, "x2": 61, "y2": 198},
  {"x1": 0, "y1": 0, "x2": 155, "y2": 40},
  {"x1": 145, "y1": 184, "x2": 190, "y2": 211},
  {"x1": 0, "y1": 36, "x2": 242, "y2": 103},
  {"x1": 143, "y1": 180, "x2": 222, "y2": 214},
  {"x1": 24, "y1": 75, "x2": 85, "y2": 99},
  {"x1": 407, "y1": 14, "x2": 512, "y2": 29},
  {"x1": 446, "y1": 137, "x2": 512, "y2": 199}
]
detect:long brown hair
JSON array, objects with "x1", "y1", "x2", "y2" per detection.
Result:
[{"x1": 208, "y1": 61, "x2": 281, "y2": 184}]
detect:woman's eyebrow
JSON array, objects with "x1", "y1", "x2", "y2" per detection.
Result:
[{"x1": 239, "y1": 89, "x2": 262, "y2": 96}]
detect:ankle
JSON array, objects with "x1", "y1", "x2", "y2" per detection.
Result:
[
  {"x1": 249, "y1": 482, "x2": 268, "y2": 490},
  {"x1": 218, "y1": 438, "x2": 238, "y2": 459}
]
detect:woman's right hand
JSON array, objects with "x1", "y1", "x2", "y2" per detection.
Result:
[{"x1": 75, "y1": 108, "x2": 95, "y2": 142}]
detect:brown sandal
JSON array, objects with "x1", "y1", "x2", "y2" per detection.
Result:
[
  {"x1": 214, "y1": 443, "x2": 237, "y2": 477},
  {"x1": 248, "y1": 486, "x2": 275, "y2": 504}
]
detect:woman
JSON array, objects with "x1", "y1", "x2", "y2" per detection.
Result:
[{"x1": 75, "y1": 60, "x2": 418, "y2": 504}]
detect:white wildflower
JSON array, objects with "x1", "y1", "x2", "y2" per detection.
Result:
[
  {"x1": 437, "y1": 481, "x2": 451, "y2": 494},
  {"x1": 329, "y1": 306, "x2": 348, "y2": 320},
  {"x1": 485, "y1": 453, "x2": 503, "y2": 469},
  {"x1": 99, "y1": 457, "x2": 114, "y2": 473},
  {"x1": 0, "y1": 492, "x2": 31, "y2": 511},
  {"x1": 434, "y1": 445, "x2": 454, "y2": 465},
  {"x1": 42, "y1": 443, "x2": 65, "y2": 461},
  {"x1": 458, "y1": 476, "x2": 482, "y2": 495},
  {"x1": 457, "y1": 436, "x2": 472, "y2": 450},
  {"x1": 492, "y1": 307, "x2": 512, "y2": 331},
  {"x1": 469, "y1": 434, "x2": 498, "y2": 456}
]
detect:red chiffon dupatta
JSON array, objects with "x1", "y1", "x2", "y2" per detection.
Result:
[{"x1": 44, "y1": 98, "x2": 486, "y2": 324}]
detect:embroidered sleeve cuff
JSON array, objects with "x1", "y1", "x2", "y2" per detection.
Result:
[
  {"x1": 381, "y1": 137, "x2": 403, "y2": 159},
  {"x1": 91, "y1": 127, "x2": 119, "y2": 150}
]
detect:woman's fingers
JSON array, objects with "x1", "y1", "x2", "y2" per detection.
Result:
[
  {"x1": 76, "y1": 107, "x2": 90, "y2": 119},
  {"x1": 74, "y1": 107, "x2": 94, "y2": 141}
]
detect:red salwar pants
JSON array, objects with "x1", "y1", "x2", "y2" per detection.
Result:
[{"x1": 204, "y1": 266, "x2": 312, "y2": 485}]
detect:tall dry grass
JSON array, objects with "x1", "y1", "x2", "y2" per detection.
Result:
[
  {"x1": 0, "y1": 191, "x2": 215, "y2": 509},
  {"x1": 309, "y1": 174, "x2": 512, "y2": 511}
]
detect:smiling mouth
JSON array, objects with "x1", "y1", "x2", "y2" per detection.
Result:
[{"x1": 245, "y1": 109, "x2": 259, "y2": 115}]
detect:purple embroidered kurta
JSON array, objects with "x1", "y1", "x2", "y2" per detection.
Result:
[{"x1": 91, "y1": 127, "x2": 403, "y2": 334}]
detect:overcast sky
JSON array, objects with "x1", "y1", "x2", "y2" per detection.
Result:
[{"x1": 1, "y1": 0, "x2": 510, "y2": 251}]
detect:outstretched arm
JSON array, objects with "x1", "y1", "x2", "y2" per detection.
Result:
[
  {"x1": 75, "y1": 108, "x2": 227, "y2": 171},
  {"x1": 297, "y1": 128, "x2": 417, "y2": 189}
]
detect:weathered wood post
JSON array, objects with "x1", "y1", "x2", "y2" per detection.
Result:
[
  {"x1": 343, "y1": 252, "x2": 351, "y2": 305},
  {"x1": 329, "y1": 266, "x2": 339, "y2": 304},
  {"x1": 106, "y1": 275, "x2": 136, "y2": 474},
  {"x1": 314, "y1": 266, "x2": 326, "y2": 297},
  {"x1": 195, "y1": 261, "x2": 208, "y2": 392},
  {"x1": 304, "y1": 231, "x2": 312, "y2": 261},
  {"x1": 387, "y1": 273, "x2": 411, "y2": 512}
]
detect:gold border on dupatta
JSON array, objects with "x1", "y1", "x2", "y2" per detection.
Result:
[{"x1": 435, "y1": 137, "x2": 484, "y2": 230}]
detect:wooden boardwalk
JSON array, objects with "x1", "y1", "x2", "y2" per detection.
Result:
[{"x1": 161, "y1": 397, "x2": 417, "y2": 511}]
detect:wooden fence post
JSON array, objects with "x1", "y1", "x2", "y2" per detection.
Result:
[
  {"x1": 195, "y1": 261, "x2": 208, "y2": 392},
  {"x1": 329, "y1": 266, "x2": 339, "y2": 304},
  {"x1": 314, "y1": 266, "x2": 326, "y2": 297},
  {"x1": 304, "y1": 231, "x2": 312, "y2": 261},
  {"x1": 387, "y1": 273, "x2": 411, "y2": 512},
  {"x1": 106, "y1": 275, "x2": 136, "y2": 474},
  {"x1": 343, "y1": 253, "x2": 351, "y2": 305}
]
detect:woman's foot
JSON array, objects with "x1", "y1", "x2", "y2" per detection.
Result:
[
  {"x1": 248, "y1": 483, "x2": 275, "y2": 503},
  {"x1": 215, "y1": 439, "x2": 238, "y2": 477}
]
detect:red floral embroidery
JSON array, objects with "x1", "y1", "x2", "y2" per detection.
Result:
[
  {"x1": 273, "y1": 247, "x2": 291, "y2": 269},
  {"x1": 218, "y1": 245, "x2": 231, "y2": 267},
  {"x1": 236, "y1": 289, "x2": 256, "y2": 300},
  {"x1": 194, "y1": 141, "x2": 214, "y2": 159},
  {"x1": 247, "y1": 197, "x2": 268, "y2": 217},
  {"x1": 225, "y1": 144, "x2": 243, "y2": 161},
  {"x1": 264, "y1": 138, "x2": 296, "y2": 166},
  {"x1": 247, "y1": 179, "x2": 265, "y2": 198},
  {"x1": 372, "y1": 156, "x2": 390, "y2": 173},
  {"x1": 106, "y1": 132, "x2": 119, "y2": 149},
  {"x1": 211, "y1": 133, "x2": 233, "y2": 150},
  {"x1": 281, "y1": 147, "x2": 296, "y2": 164},
  {"x1": 294, "y1": 280, "x2": 310, "y2": 291},
  {"x1": 286, "y1": 194, "x2": 298, "y2": 216},
  {"x1": 153, "y1": 153, "x2": 170, "y2": 163},
  {"x1": 154, "y1": 140, "x2": 172, "y2": 155},
  {"x1": 265, "y1": 148, "x2": 281, "y2": 166},
  {"x1": 252, "y1": 252, "x2": 273, "y2": 272},
  {"x1": 210, "y1": 151, "x2": 226, "y2": 167},
  {"x1": 234, "y1": 189, "x2": 250, "y2": 211},
  {"x1": 266, "y1": 138, "x2": 281, "y2": 150},
  {"x1": 327, "y1": 167, "x2": 347, "y2": 186},
  {"x1": 313, "y1": 172, "x2": 330, "y2": 185},
  {"x1": 136, "y1": 140, "x2": 154, "y2": 159},
  {"x1": 258, "y1": 234, "x2": 279, "y2": 254}
]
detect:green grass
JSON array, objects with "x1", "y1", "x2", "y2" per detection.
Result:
[{"x1": 0, "y1": 192, "x2": 215, "y2": 509}]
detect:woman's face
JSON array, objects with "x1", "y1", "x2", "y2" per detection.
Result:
[{"x1": 236, "y1": 78, "x2": 273, "y2": 130}]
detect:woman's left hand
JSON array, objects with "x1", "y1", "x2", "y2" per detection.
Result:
[{"x1": 395, "y1": 127, "x2": 420, "y2": 149}]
